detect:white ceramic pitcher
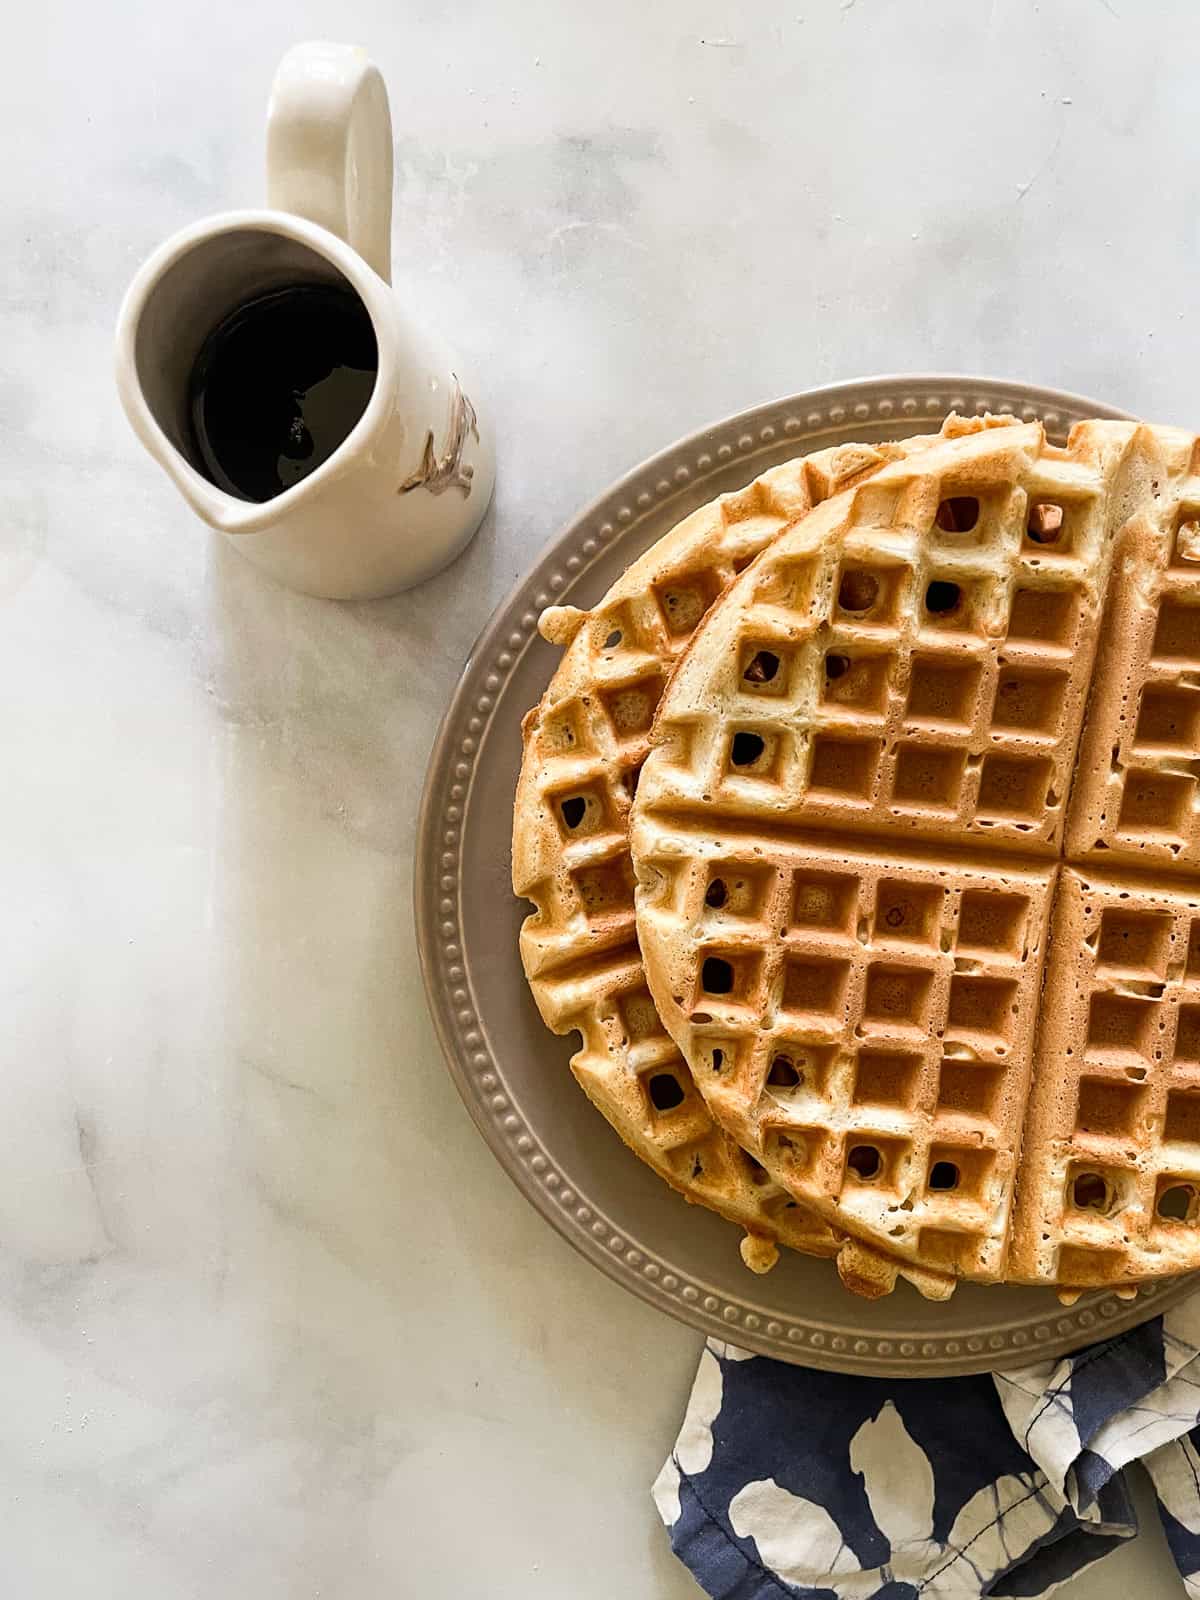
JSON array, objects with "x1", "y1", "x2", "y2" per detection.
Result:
[{"x1": 115, "y1": 41, "x2": 495, "y2": 599}]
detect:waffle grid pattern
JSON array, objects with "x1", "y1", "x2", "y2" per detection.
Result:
[
  {"x1": 536, "y1": 943, "x2": 844, "y2": 1264},
  {"x1": 1015, "y1": 869, "x2": 1200, "y2": 1284},
  {"x1": 518, "y1": 448, "x2": 911, "y2": 986},
  {"x1": 1069, "y1": 443, "x2": 1200, "y2": 869},
  {"x1": 636, "y1": 835, "x2": 1053, "y2": 1278},
  {"x1": 514, "y1": 437, "x2": 954, "y2": 1275},
  {"x1": 646, "y1": 439, "x2": 1128, "y2": 853},
  {"x1": 633, "y1": 419, "x2": 1200, "y2": 1289}
]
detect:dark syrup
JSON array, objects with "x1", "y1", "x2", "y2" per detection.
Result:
[{"x1": 187, "y1": 283, "x2": 378, "y2": 502}]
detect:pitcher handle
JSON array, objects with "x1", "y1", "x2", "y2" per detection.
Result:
[{"x1": 266, "y1": 41, "x2": 393, "y2": 284}]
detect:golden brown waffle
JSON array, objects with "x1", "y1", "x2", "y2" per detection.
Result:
[
  {"x1": 1011, "y1": 867, "x2": 1200, "y2": 1288},
  {"x1": 631, "y1": 417, "x2": 1200, "y2": 1290},
  {"x1": 632, "y1": 829, "x2": 1054, "y2": 1279},
  {"x1": 513, "y1": 425, "x2": 1000, "y2": 1292},
  {"x1": 636, "y1": 421, "x2": 1157, "y2": 853},
  {"x1": 1068, "y1": 434, "x2": 1200, "y2": 867}
]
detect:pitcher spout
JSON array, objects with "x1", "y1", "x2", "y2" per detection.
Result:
[{"x1": 114, "y1": 207, "x2": 393, "y2": 538}]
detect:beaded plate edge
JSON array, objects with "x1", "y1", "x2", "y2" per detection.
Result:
[{"x1": 414, "y1": 374, "x2": 1200, "y2": 1376}]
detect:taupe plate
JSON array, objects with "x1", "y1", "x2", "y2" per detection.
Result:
[{"x1": 415, "y1": 374, "x2": 1200, "y2": 1376}]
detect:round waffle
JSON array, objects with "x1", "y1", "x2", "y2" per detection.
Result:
[{"x1": 631, "y1": 417, "x2": 1200, "y2": 1292}]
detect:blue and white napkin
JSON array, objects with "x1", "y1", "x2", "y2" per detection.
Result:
[{"x1": 655, "y1": 1296, "x2": 1200, "y2": 1599}]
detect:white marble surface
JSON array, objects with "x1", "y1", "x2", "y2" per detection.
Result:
[{"x1": 3, "y1": 1, "x2": 1199, "y2": 1593}]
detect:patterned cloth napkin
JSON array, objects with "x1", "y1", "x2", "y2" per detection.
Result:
[{"x1": 655, "y1": 1297, "x2": 1200, "y2": 1599}]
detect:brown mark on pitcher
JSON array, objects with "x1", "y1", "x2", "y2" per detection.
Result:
[{"x1": 398, "y1": 376, "x2": 480, "y2": 497}]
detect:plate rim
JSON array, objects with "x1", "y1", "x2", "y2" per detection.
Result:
[{"x1": 415, "y1": 372, "x2": 1200, "y2": 1376}]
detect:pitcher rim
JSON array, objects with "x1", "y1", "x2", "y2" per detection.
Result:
[{"x1": 114, "y1": 208, "x2": 398, "y2": 537}]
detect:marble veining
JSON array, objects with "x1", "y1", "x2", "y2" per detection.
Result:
[{"x1": 3, "y1": 0, "x2": 1199, "y2": 1593}]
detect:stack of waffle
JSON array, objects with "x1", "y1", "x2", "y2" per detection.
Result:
[{"x1": 513, "y1": 413, "x2": 1200, "y2": 1300}]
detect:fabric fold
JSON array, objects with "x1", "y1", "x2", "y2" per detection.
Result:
[{"x1": 656, "y1": 1307, "x2": 1200, "y2": 1598}]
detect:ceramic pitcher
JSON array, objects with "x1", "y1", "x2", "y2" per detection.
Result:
[{"x1": 115, "y1": 41, "x2": 495, "y2": 600}]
